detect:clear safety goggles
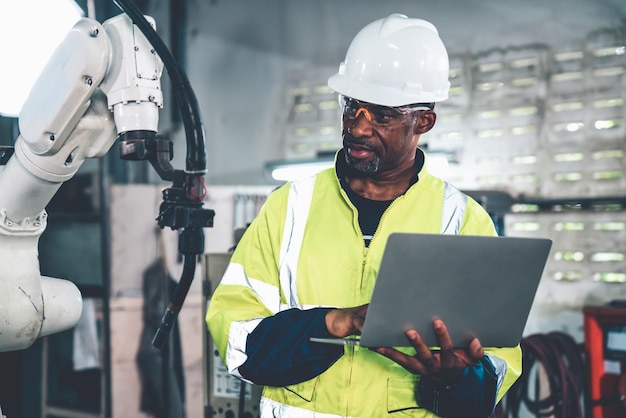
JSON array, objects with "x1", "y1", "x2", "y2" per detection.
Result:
[{"x1": 339, "y1": 95, "x2": 433, "y2": 127}]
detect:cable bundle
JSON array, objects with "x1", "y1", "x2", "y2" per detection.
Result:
[{"x1": 492, "y1": 332, "x2": 590, "y2": 418}]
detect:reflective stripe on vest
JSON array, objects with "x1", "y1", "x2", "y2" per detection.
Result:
[
  {"x1": 260, "y1": 397, "x2": 354, "y2": 418},
  {"x1": 278, "y1": 175, "x2": 317, "y2": 310},
  {"x1": 441, "y1": 182, "x2": 467, "y2": 235},
  {"x1": 278, "y1": 177, "x2": 468, "y2": 309}
]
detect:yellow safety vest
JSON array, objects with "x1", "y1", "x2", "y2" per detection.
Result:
[{"x1": 207, "y1": 159, "x2": 521, "y2": 417}]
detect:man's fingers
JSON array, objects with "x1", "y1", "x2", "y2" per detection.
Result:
[
  {"x1": 406, "y1": 330, "x2": 440, "y2": 373},
  {"x1": 350, "y1": 304, "x2": 368, "y2": 333},
  {"x1": 353, "y1": 314, "x2": 365, "y2": 333},
  {"x1": 467, "y1": 338, "x2": 484, "y2": 362},
  {"x1": 432, "y1": 320, "x2": 453, "y2": 348},
  {"x1": 432, "y1": 320, "x2": 456, "y2": 369},
  {"x1": 374, "y1": 347, "x2": 429, "y2": 375},
  {"x1": 407, "y1": 330, "x2": 435, "y2": 358},
  {"x1": 373, "y1": 327, "x2": 485, "y2": 378},
  {"x1": 325, "y1": 305, "x2": 372, "y2": 337},
  {"x1": 356, "y1": 304, "x2": 369, "y2": 316}
]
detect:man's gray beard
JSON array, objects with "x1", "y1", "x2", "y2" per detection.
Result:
[{"x1": 344, "y1": 151, "x2": 380, "y2": 174}]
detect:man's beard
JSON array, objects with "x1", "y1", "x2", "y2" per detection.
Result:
[{"x1": 343, "y1": 149, "x2": 380, "y2": 174}]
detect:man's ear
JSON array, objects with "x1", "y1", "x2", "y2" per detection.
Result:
[{"x1": 414, "y1": 110, "x2": 436, "y2": 134}]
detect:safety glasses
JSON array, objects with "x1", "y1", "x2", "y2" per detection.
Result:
[{"x1": 340, "y1": 95, "x2": 432, "y2": 127}]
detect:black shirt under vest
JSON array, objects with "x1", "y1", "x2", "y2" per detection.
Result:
[{"x1": 337, "y1": 149, "x2": 424, "y2": 247}]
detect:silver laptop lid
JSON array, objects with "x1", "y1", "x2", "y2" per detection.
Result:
[{"x1": 358, "y1": 233, "x2": 551, "y2": 348}]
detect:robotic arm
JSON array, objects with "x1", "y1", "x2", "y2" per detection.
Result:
[{"x1": 0, "y1": 9, "x2": 209, "y2": 353}]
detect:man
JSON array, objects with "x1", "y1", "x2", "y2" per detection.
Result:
[{"x1": 206, "y1": 14, "x2": 521, "y2": 417}]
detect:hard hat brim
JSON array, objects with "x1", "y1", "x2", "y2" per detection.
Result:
[{"x1": 328, "y1": 73, "x2": 448, "y2": 107}]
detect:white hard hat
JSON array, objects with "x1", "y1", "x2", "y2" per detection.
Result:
[{"x1": 328, "y1": 14, "x2": 450, "y2": 106}]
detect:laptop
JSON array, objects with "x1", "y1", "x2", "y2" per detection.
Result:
[{"x1": 310, "y1": 232, "x2": 552, "y2": 348}]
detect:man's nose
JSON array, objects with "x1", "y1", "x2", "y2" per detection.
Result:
[
  {"x1": 348, "y1": 108, "x2": 374, "y2": 136},
  {"x1": 355, "y1": 107, "x2": 372, "y2": 122}
]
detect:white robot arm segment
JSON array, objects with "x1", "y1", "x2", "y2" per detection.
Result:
[
  {"x1": 18, "y1": 18, "x2": 110, "y2": 156},
  {"x1": 0, "y1": 13, "x2": 163, "y2": 353},
  {"x1": 100, "y1": 14, "x2": 163, "y2": 135}
]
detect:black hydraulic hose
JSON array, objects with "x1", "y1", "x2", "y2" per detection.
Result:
[
  {"x1": 112, "y1": 0, "x2": 207, "y2": 174},
  {"x1": 152, "y1": 253, "x2": 197, "y2": 348},
  {"x1": 110, "y1": 1, "x2": 214, "y2": 355},
  {"x1": 493, "y1": 332, "x2": 589, "y2": 418}
]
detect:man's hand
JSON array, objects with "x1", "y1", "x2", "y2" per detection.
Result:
[
  {"x1": 325, "y1": 304, "x2": 368, "y2": 338},
  {"x1": 374, "y1": 319, "x2": 484, "y2": 383}
]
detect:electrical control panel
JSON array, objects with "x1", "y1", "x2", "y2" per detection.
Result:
[{"x1": 201, "y1": 253, "x2": 262, "y2": 418}]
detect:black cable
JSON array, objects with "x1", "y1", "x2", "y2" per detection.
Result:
[
  {"x1": 112, "y1": 0, "x2": 207, "y2": 174},
  {"x1": 107, "y1": 0, "x2": 213, "y2": 352},
  {"x1": 492, "y1": 332, "x2": 590, "y2": 418},
  {"x1": 152, "y1": 252, "x2": 198, "y2": 349}
]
